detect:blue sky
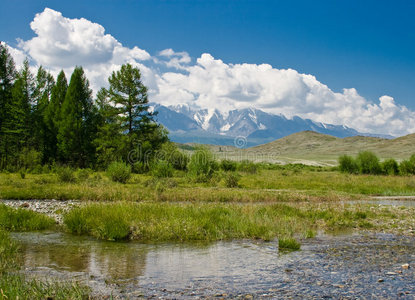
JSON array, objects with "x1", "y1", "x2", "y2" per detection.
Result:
[{"x1": 1, "y1": 0, "x2": 415, "y2": 135}]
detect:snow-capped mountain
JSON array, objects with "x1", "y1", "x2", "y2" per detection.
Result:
[{"x1": 152, "y1": 103, "x2": 392, "y2": 146}]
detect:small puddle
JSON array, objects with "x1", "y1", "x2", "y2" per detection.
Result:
[{"x1": 11, "y1": 231, "x2": 415, "y2": 298}]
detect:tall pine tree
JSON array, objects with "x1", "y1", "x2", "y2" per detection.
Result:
[
  {"x1": 44, "y1": 70, "x2": 67, "y2": 162},
  {"x1": 95, "y1": 63, "x2": 167, "y2": 167},
  {"x1": 32, "y1": 66, "x2": 55, "y2": 162},
  {"x1": 0, "y1": 43, "x2": 17, "y2": 169},
  {"x1": 11, "y1": 59, "x2": 34, "y2": 152},
  {"x1": 58, "y1": 67, "x2": 96, "y2": 167}
]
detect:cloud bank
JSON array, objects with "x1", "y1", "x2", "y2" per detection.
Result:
[{"x1": 7, "y1": 8, "x2": 415, "y2": 136}]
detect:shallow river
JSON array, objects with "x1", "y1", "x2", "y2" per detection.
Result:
[{"x1": 12, "y1": 230, "x2": 415, "y2": 299}]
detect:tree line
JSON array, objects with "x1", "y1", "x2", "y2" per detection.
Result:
[{"x1": 0, "y1": 42, "x2": 168, "y2": 171}]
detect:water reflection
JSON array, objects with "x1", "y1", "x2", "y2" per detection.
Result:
[
  {"x1": 15, "y1": 232, "x2": 148, "y2": 280},
  {"x1": 12, "y1": 231, "x2": 415, "y2": 298}
]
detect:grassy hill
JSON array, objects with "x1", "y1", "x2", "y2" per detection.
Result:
[{"x1": 205, "y1": 131, "x2": 415, "y2": 165}]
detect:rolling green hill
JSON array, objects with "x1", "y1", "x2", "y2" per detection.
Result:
[{"x1": 203, "y1": 131, "x2": 415, "y2": 165}]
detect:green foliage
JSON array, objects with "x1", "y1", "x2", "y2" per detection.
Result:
[
  {"x1": 151, "y1": 160, "x2": 174, "y2": 178},
  {"x1": 57, "y1": 166, "x2": 76, "y2": 183},
  {"x1": 224, "y1": 172, "x2": 241, "y2": 188},
  {"x1": 399, "y1": 154, "x2": 415, "y2": 175},
  {"x1": 188, "y1": 147, "x2": 217, "y2": 182},
  {"x1": 220, "y1": 159, "x2": 237, "y2": 172},
  {"x1": 158, "y1": 142, "x2": 189, "y2": 170},
  {"x1": 106, "y1": 161, "x2": 131, "y2": 183},
  {"x1": 381, "y1": 158, "x2": 399, "y2": 175},
  {"x1": 18, "y1": 148, "x2": 42, "y2": 171},
  {"x1": 338, "y1": 155, "x2": 359, "y2": 174},
  {"x1": 0, "y1": 204, "x2": 55, "y2": 231},
  {"x1": 356, "y1": 151, "x2": 382, "y2": 175}
]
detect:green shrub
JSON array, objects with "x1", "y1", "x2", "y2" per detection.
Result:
[
  {"x1": 338, "y1": 155, "x2": 359, "y2": 174},
  {"x1": 381, "y1": 159, "x2": 399, "y2": 175},
  {"x1": 106, "y1": 161, "x2": 131, "y2": 183},
  {"x1": 151, "y1": 160, "x2": 174, "y2": 178},
  {"x1": 224, "y1": 172, "x2": 241, "y2": 188},
  {"x1": 399, "y1": 154, "x2": 415, "y2": 175},
  {"x1": 278, "y1": 237, "x2": 301, "y2": 251},
  {"x1": 158, "y1": 143, "x2": 189, "y2": 170},
  {"x1": 237, "y1": 160, "x2": 258, "y2": 174},
  {"x1": 57, "y1": 167, "x2": 76, "y2": 183},
  {"x1": 356, "y1": 151, "x2": 382, "y2": 174},
  {"x1": 188, "y1": 147, "x2": 217, "y2": 182},
  {"x1": 132, "y1": 161, "x2": 149, "y2": 174},
  {"x1": 220, "y1": 159, "x2": 237, "y2": 172}
]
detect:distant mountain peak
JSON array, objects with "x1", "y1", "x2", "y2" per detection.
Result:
[{"x1": 152, "y1": 104, "x2": 393, "y2": 146}]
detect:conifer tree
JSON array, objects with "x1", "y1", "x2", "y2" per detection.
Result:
[
  {"x1": 11, "y1": 59, "x2": 34, "y2": 151},
  {"x1": 95, "y1": 63, "x2": 167, "y2": 166},
  {"x1": 44, "y1": 70, "x2": 67, "y2": 162},
  {"x1": 32, "y1": 66, "x2": 55, "y2": 160},
  {"x1": 58, "y1": 66, "x2": 96, "y2": 167},
  {"x1": 0, "y1": 43, "x2": 17, "y2": 169}
]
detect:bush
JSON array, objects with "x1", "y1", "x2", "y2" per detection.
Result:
[
  {"x1": 356, "y1": 151, "x2": 382, "y2": 174},
  {"x1": 158, "y1": 143, "x2": 189, "y2": 170},
  {"x1": 224, "y1": 172, "x2": 241, "y2": 188},
  {"x1": 57, "y1": 167, "x2": 76, "y2": 183},
  {"x1": 220, "y1": 159, "x2": 237, "y2": 172},
  {"x1": 381, "y1": 159, "x2": 399, "y2": 175},
  {"x1": 187, "y1": 147, "x2": 217, "y2": 182},
  {"x1": 399, "y1": 159, "x2": 415, "y2": 175},
  {"x1": 106, "y1": 161, "x2": 131, "y2": 183},
  {"x1": 278, "y1": 237, "x2": 301, "y2": 251},
  {"x1": 151, "y1": 160, "x2": 174, "y2": 178},
  {"x1": 338, "y1": 155, "x2": 359, "y2": 174},
  {"x1": 237, "y1": 160, "x2": 258, "y2": 174}
]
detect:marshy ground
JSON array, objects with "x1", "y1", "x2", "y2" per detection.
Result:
[{"x1": 1, "y1": 168, "x2": 415, "y2": 298}]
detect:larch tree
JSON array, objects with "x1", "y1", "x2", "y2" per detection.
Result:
[
  {"x1": 0, "y1": 42, "x2": 16, "y2": 169},
  {"x1": 95, "y1": 63, "x2": 168, "y2": 167},
  {"x1": 58, "y1": 66, "x2": 96, "y2": 167},
  {"x1": 44, "y1": 70, "x2": 67, "y2": 162}
]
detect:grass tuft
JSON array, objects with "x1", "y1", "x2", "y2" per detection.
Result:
[{"x1": 0, "y1": 204, "x2": 55, "y2": 231}]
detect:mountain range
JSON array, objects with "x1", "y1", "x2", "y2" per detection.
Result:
[{"x1": 152, "y1": 104, "x2": 393, "y2": 146}]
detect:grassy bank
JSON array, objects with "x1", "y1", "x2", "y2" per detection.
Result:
[
  {"x1": 0, "y1": 206, "x2": 89, "y2": 299},
  {"x1": 0, "y1": 203, "x2": 55, "y2": 231},
  {"x1": 1, "y1": 171, "x2": 415, "y2": 203},
  {"x1": 63, "y1": 201, "x2": 415, "y2": 246}
]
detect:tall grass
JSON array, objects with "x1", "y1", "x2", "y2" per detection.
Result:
[
  {"x1": 0, "y1": 204, "x2": 55, "y2": 231},
  {"x1": 62, "y1": 201, "x2": 402, "y2": 243}
]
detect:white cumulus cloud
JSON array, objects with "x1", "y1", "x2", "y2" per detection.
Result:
[{"x1": 8, "y1": 8, "x2": 415, "y2": 137}]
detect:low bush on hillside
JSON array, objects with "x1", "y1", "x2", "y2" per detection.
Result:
[
  {"x1": 106, "y1": 161, "x2": 131, "y2": 183},
  {"x1": 339, "y1": 152, "x2": 415, "y2": 176}
]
